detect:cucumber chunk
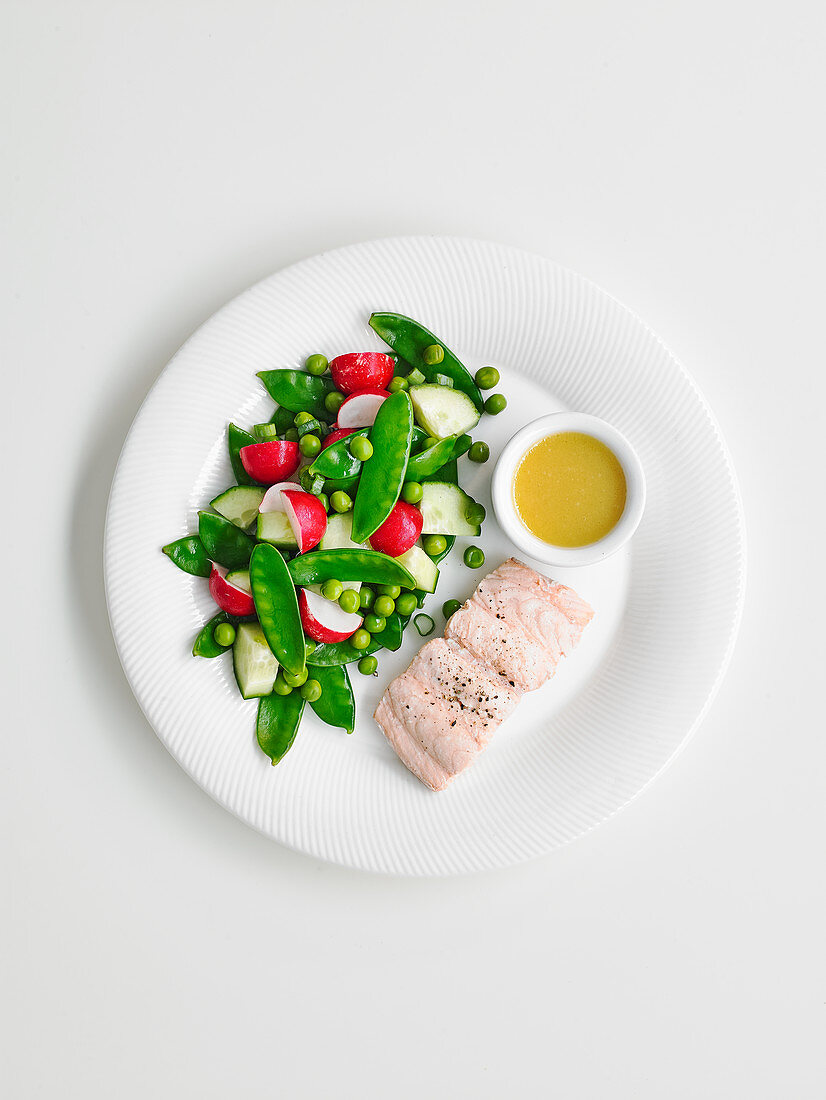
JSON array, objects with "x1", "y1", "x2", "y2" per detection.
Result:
[
  {"x1": 210, "y1": 485, "x2": 266, "y2": 529},
  {"x1": 419, "y1": 482, "x2": 482, "y2": 537},
  {"x1": 233, "y1": 623, "x2": 279, "y2": 699},
  {"x1": 394, "y1": 544, "x2": 439, "y2": 593},
  {"x1": 256, "y1": 511, "x2": 298, "y2": 547},
  {"x1": 409, "y1": 384, "x2": 480, "y2": 440},
  {"x1": 225, "y1": 569, "x2": 251, "y2": 594}
]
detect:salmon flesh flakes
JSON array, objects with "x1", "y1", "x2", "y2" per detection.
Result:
[{"x1": 373, "y1": 558, "x2": 593, "y2": 791}]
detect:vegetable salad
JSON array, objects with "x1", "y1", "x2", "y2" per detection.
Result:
[{"x1": 162, "y1": 312, "x2": 506, "y2": 764}]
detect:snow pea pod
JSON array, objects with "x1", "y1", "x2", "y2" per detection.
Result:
[
  {"x1": 405, "y1": 434, "x2": 456, "y2": 480},
  {"x1": 198, "y1": 511, "x2": 256, "y2": 569},
  {"x1": 192, "y1": 611, "x2": 232, "y2": 657},
  {"x1": 288, "y1": 548, "x2": 416, "y2": 589},
  {"x1": 257, "y1": 370, "x2": 336, "y2": 419},
  {"x1": 306, "y1": 612, "x2": 407, "y2": 666},
  {"x1": 451, "y1": 434, "x2": 473, "y2": 461},
  {"x1": 249, "y1": 543, "x2": 306, "y2": 677},
  {"x1": 228, "y1": 422, "x2": 258, "y2": 485},
  {"x1": 269, "y1": 405, "x2": 296, "y2": 435},
  {"x1": 309, "y1": 428, "x2": 369, "y2": 480},
  {"x1": 162, "y1": 536, "x2": 211, "y2": 577},
  {"x1": 369, "y1": 312, "x2": 484, "y2": 413},
  {"x1": 351, "y1": 390, "x2": 414, "y2": 543},
  {"x1": 256, "y1": 691, "x2": 305, "y2": 765},
  {"x1": 308, "y1": 665, "x2": 355, "y2": 734},
  {"x1": 413, "y1": 458, "x2": 457, "y2": 606}
]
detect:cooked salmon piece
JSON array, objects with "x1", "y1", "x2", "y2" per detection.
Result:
[
  {"x1": 374, "y1": 638, "x2": 522, "y2": 791},
  {"x1": 445, "y1": 558, "x2": 593, "y2": 691},
  {"x1": 374, "y1": 558, "x2": 593, "y2": 790}
]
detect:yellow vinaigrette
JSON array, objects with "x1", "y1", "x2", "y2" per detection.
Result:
[{"x1": 513, "y1": 432, "x2": 627, "y2": 547}]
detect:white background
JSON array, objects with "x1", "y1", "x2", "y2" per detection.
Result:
[{"x1": 3, "y1": 1, "x2": 825, "y2": 1096}]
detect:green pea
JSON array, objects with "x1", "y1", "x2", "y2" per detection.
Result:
[
  {"x1": 484, "y1": 393, "x2": 507, "y2": 415},
  {"x1": 322, "y1": 578, "x2": 343, "y2": 601},
  {"x1": 395, "y1": 592, "x2": 418, "y2": 617},
  {"x1": 374, "y1": 595, "x2": 395, "y2": 617},
  {"x1": 475, "y1": 366, "x2": 500, "y2": 390},
  {"x1": 273, "y1": 673, "x2": 293, "y2": 695},
  {"x1": 295, "y1": 410, "x2": 314, "y2": 426},
  {"x1": 378, "y1": 585, "x2": 401, "y2": 599},
  {"x1": 423, "y1": 534, "x2": 447, "y2": 557},
  {"x1": 317, "y1": 492, "x2": 329, "y2": 513},
  {"x1": 463, "y1": 545, "x2": 485, "y2": 568},
  {"x1": 330, "y1": 491, "x2": 352, "y2": 513},
  {"x1": 351, "y1": 628, "x2": 371, "y2": 650},
  {"x1": 282, "y1": 667, "x2": 308, "y2": 688},
  {"x1": 305, "y1": 354, "x2": 328, "y2": 376},
  {"x1": 213, "y1": 622, "x2": 236, "y2": 647},
  {"x1": 324, "y1": 391, "x2": 345, "y2": 415},
  {"x1": 358, "y1": 586, "x2": 375, "y2": 610},
  {"x1": 423, "y1": 343, "x2": 444, "y2": 365},
  {"x1": 466, "y1": 502, "x2": 486, "y2": 526},
  {"x1": 339, "y1": 589, "x2": 360, "y2": 614},
  {"x1": 443, "y1": 599, "x2": 462, "y2": 619},
  {"x1": 387, "y1": 377, "x2": 408, "y2": 393},
  {"x1": 364, "y1": 614, "x2": 386, "y2": 634},
  {"x1": 469, "y1": 441, "x2": 490, "y2": 464},
  {"x1": 300, "y1": 678, "x2": 322, "y2": 702},
  {"x1": 401, "y1": 481, "x2": 422, "y2": 504},
  {"x1": 284, "y1": 427, "x2": 299, "y2": 441},
  {"x1": 350, "y1": 435, "x2": 374, "y2": 461},
  {"x1": 358, "y1": 655, "x2": 378, "y2": 676},
  {"x1": 299, "y1": 433, "x2": 321, "y2": 458}
]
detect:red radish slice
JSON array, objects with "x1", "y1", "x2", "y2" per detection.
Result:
[
  {"x1": 299, "y1": 588, "x2": 362, "y2": 643},
  {"x1": 336, "y1": 388, "x2": 390, "y2": 430},
  {"x1": 329, "y1": 352, "x2": 395, "y2": 394},
  {"x1": 259, "y1": 481, "x2": 301, "y2": 513},
  {"x1": 320, "y1": 427, "x2": 356, "y2": 451},
  {"x1": 209, "y1": 563, "x2": 255, "y2": 616},
  {"x1": 368, "y1": 501, "x2": 424, "y2": 557},
  {"x1": 239, "y1": 441, "x2": 300, "y2": 484},
  {"x1": 282, "y1": 489, "x2": 327, "y2": 552}
]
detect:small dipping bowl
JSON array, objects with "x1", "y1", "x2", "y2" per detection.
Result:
[{"x1": 491, "y1": 412, "x2": 646, "y2": 567}]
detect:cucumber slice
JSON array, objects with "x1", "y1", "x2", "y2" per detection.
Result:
[
  {"x1": 419, "y1": 482, "x2": 482, "y2": 537},
  {"x1": 210, "y1": 485, "x2": 266, "y2": 529},
  {"x1": 319, "y1": 513, "x2": 364, "y2": 592},
  {"x1": 395, "y1": 544, "x2": 439, "y2": 593},
  {"x1": 256, "y1": 511, "x2": 298, "y2": 547},
  {"x1": 233, "y1": 623, "x2": 279, "y2": 699},
  {"x1": 225, "y1": 569, "x2": 251, "y2": 594},
  {"x1": 409, "y1": 384, "x2": 480, "y2": 440}
]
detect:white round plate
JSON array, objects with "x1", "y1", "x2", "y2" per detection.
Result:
[{"x1": 105, "y1": 237, "x2": 745, "y2": 875}]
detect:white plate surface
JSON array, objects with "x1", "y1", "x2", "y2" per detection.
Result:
[{"x1": 105, "y1": 237, "x2": 745, "y2": 875}]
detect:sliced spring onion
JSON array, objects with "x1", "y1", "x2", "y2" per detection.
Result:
[
  {"x1": 413, "y1": 613, "x2": 435, "y2": 637},
  {"x1": 406, "y1": 368, "x2": 426, "y2": 386},
  {"x1": 433, "y1": 373, "x2": 454, "y2": 388},
  {"x1": 297, "y1": 417, "x2": 327, "y2": 438},
  {"x1": 254, "y1": 422, "x2": 279, "y2": 441}
]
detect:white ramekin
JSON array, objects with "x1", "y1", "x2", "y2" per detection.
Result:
[{"x1": 491, "y1": 412, "x2": 646, "y2": 567}]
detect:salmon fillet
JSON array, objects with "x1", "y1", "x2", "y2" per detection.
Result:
[
  {"x1": 374, "y1": 638, "x2": 522, "y2": 791},
  {"x1": 373, "y1": 558, "x2": 594, "y2": 791},
  {"x1": 445, "y1": 558, "x2": 594, "y2": 691}
]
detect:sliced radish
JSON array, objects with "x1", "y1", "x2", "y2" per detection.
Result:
[
  {"x1": 320, "y1": 427, "x2": 356, "y2": 451},
  {"x1": 258, "y1": 481, "x2": 301, "y2": 513},
  {"x1": 281, "y1": 489, "x2": 327, "y2": 552},
  {"x1": 329, "y1": 352, "x2": 395, "y2": 394},
  {"x1": 209, "y1": 563, "x2": 255, "y2": 616},
  {"x1": 299, "y1": 588, "x2": 363, "y2": 643},
  {"x1": 368, "y1": 501, "x2": 424, "y2": 557},
  {"x1": 239, "y1": 441, "x2": 300, "y2": 484},
  {"x1": 336, "y1": 388, "x2": 390, "y2": 430}
]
